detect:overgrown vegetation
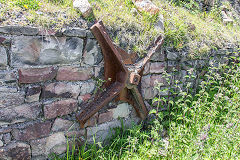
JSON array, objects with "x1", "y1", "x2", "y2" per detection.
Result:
[
  {"x1": 50, "y1": 51, "x2": 240, "y2": 159},
  {"x1": 0, "y1": 0, "x2": 239, "y2": 57},
  {"x1": 0, "y1": 0, "x2": 84, "y2": 29},
  {"x1": 90, "y1": 0, "x2": 240, "y2": 57}
]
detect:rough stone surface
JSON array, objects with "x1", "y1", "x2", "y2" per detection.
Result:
[
  {"x1": 0, "y1": 26, "x2": 38, "y2": 35},
  {"x1": 46, "y1": 132, "x2": 67, "y2": 155},
  {"x1": 141, "y1": 74, "x2": 165, "y2": 88},
  {"x1": 51, "y1": 118, "x2": 74, "y2": 132},
  {"x1": 98, "y1": 111, "x2": 113, "y2": 124},
  {"x1": 44, "y1": 99, "x2": 78, "y2": 119},
  {"x1": 167, "y1": 51, "x2": 179, "y2": 60},
  {"x1": 150, "y1": 49, "x2": 165, "y2": 61},
  {"x1": 30, "y1": 138, "x2": 46, "y2": 157},
  {"x1": 56, "y1": 67, "x2": 93, "y2": 81},
  {"x1": 0, "y1": 103, "x2": 41, "y2": 122},
  {"x1": 11, "y1": 36, "x2": 83, "y2": 65},
  {"x1": 0, "y1": 70, "x2": 16, "y2": 83},
  {"x1": 25, "y1": 86, "x2": 41, "y2": 103},
  {"x1": 111, "y1": 103, "x2": 131, "y2": 119},
  {"x1": 0, "y1": 46, "x2": 7, "y2": 67},
  {"x1": 12, "y1": 121, "x2": 52, "y2": 141},
  {"x1": 0, "y1": 142, "x2": 31, "y2": 160},
  {"x1": 0, "y1": 91, "x2": 25, "y2": 107},
  {"x1": 83, "y1": 39, "x2": 103, "y2": 65},
  {"x1": 80, "y1": 81, "x2": 95, "y2": 95},
  {"x1": 2, "y1": 133, "x2": 11, "y2": 144},
  {"x1": 63, "y1": 28, "x2": 86, "y2": 37},
  {"x1": 149, "y1": 62, "x2": 166, "y2": 73},
  {"x1": 73, "y1": 0, "x2": 93, "y2": 18},
  {"x1": 42, "y1": 82, "x2": 80, "y2": 99},
  {"x1": 87, "y1": 120, "x2": 121, "y2": 143},
  {"x1": 18, "y1": 67, "x2": 57, "y2": 84},
  {"x1": 78, "y1": 94, "x2": 91, "y2": 104}
]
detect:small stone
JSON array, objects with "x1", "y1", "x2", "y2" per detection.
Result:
[
  {"x1": 150, "y1": 49, "x2": 165, "y2": 61},
  {"x1": 167, "y1": 52, "x2": 179, "y2": 60},
  {"x1": 52, "y1": 118, "x2": 74, "y2": 132},
  {"x1": 13, "y1": 103, "x2": 41, "y2": 119},
  {"x1": 30, "y1": 138, "x2": 46, "y2": 157},
  {"x1": 73, "y1": 0, "x2": 93, "y2": 18},
  {"x1": 0, "y1": 46, "x2": 7, "y2": 67},
  {"x1": 56, "y1": 67, "x2": 93, "y2": 81},
  {"x1": 18, "y1": 67, "x2": 57, "y2": 84},
  {"x1": 2, "y1": 133, "x2": 11, "y2": 144},
  {"x1": 1, "y1": 142, "x2": 31, "y2": 160},
  {"x1": 12, "y1": 121, "x2": 52, "y2": 141},
  {"x1": 0, "y1": 26, "x2": 38, "y2": 35},
  {"x1": 150, "y1": 74, "x2": 166, "y2": 86},
  {"x1": 44, "y1": 99, "x2": 78, "y2": 119},
  {"x1": 82, "y1": 39, "x2": 103, "y2": 65},
  {"x1": 42, "y1": 82, "x2": 80, "y2": 99},
  {"x1": 87, "y1": 30, "x2": 95, "y2": 39},
  {"x1": 132, "y1": 0, "x2": 160, "y2": 15},
  {"x1": 98, "y1": 111, "x2": 113, "y2": 124},
  {"x1": 80, "y1": 82, "x2": 95, "y2": 95},
  {"x1": 63, "y1": 28, "x2": 86, "y2": 38},
  {"x1": 111, "y1": 103, "x2": 131, "y2": 119},
  {"x1": 0, "y1": 140, "x2": 3, "y2": 147},
  {"x1": 87, "y1": 120, "x2": 121, "y2": 142},
  {"x1": 0, "y1": 70, "x2": 16, "y2": 83},
  {"x1": 149, "y1": 62, "x2": 166, "y2": 73},
  {"x1": 142, "y1": 87, "x2": 156, "y2": 99},
  {"x1": 78, "y1": 94, "x2": 91, "y2": 104},
  {"x1": 65, "y1": 129, "x2": 85, "y2": 138},
  {"x1": 46, "y1": 132, "x2": 67, "y2": 155},
  {"x1": 0, "y1": 91, "x2": 25, "y2": 108},
  {"x1": 25, "y1": 86, "x2": 41, "y2": 103}
]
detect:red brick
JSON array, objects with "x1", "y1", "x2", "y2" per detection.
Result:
[
  {"x1": 56, "y1": 67, "x2": 92, "y2": 81},
  {"x1": 12, "y1": 121, "x2": 52, "y2": 141},
  {"x1": 44, "y1": 99, "x2": 78, "y2": 119},
  {"x1": 98, "y1": 111, "x2": 113, "y2": 124},
  {"x1": 18, "y1": 67, "x2": 57, "y2": 84}
]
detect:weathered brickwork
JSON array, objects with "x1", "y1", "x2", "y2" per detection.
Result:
[{"x1": 0, "y1": 25, "x2": 238, "y2": 160}]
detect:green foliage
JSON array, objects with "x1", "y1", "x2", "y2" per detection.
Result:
[{"x1": 13, "y1": 0, "x2": 40, "y2": 10}]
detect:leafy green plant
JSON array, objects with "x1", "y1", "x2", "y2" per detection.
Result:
[{"x1": 15, "y1": 0, "x2": 40, "y2": 10}]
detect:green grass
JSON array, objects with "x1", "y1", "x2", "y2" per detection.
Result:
[
  {"x1": 90, "y1": 0, "x2": 240, "y2": 57},
  {"x1": 50, "y1": 52, "x2": 240, "y2": 159},
  {"x1": 0, "y1": 0, "x2": 81, "y2": 29}
]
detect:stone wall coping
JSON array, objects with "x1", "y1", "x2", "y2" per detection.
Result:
[{"x1": 0, "y1": 25, "x2": 91, "y2": 38}]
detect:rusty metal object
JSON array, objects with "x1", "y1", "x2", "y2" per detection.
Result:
[{"x1": 76, "y1": 20, "x2": 164, "y2": 128}]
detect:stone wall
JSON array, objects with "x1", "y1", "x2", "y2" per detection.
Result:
[{"x1": 0, "y1": 26, "x2": 237, "y2": 160}]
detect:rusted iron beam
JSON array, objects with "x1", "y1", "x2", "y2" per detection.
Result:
[{"x1": 76, "y1": 20, "x2": 164, "y2": 128}]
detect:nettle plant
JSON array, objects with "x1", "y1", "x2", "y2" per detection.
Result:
[{"x1": 151, "y1": 52, "x2": 240, "y2": 159}]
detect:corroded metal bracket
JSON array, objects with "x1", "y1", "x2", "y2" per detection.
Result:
[{"x1": 76, "y1": 21, "x2": 164, "y2": 128}]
